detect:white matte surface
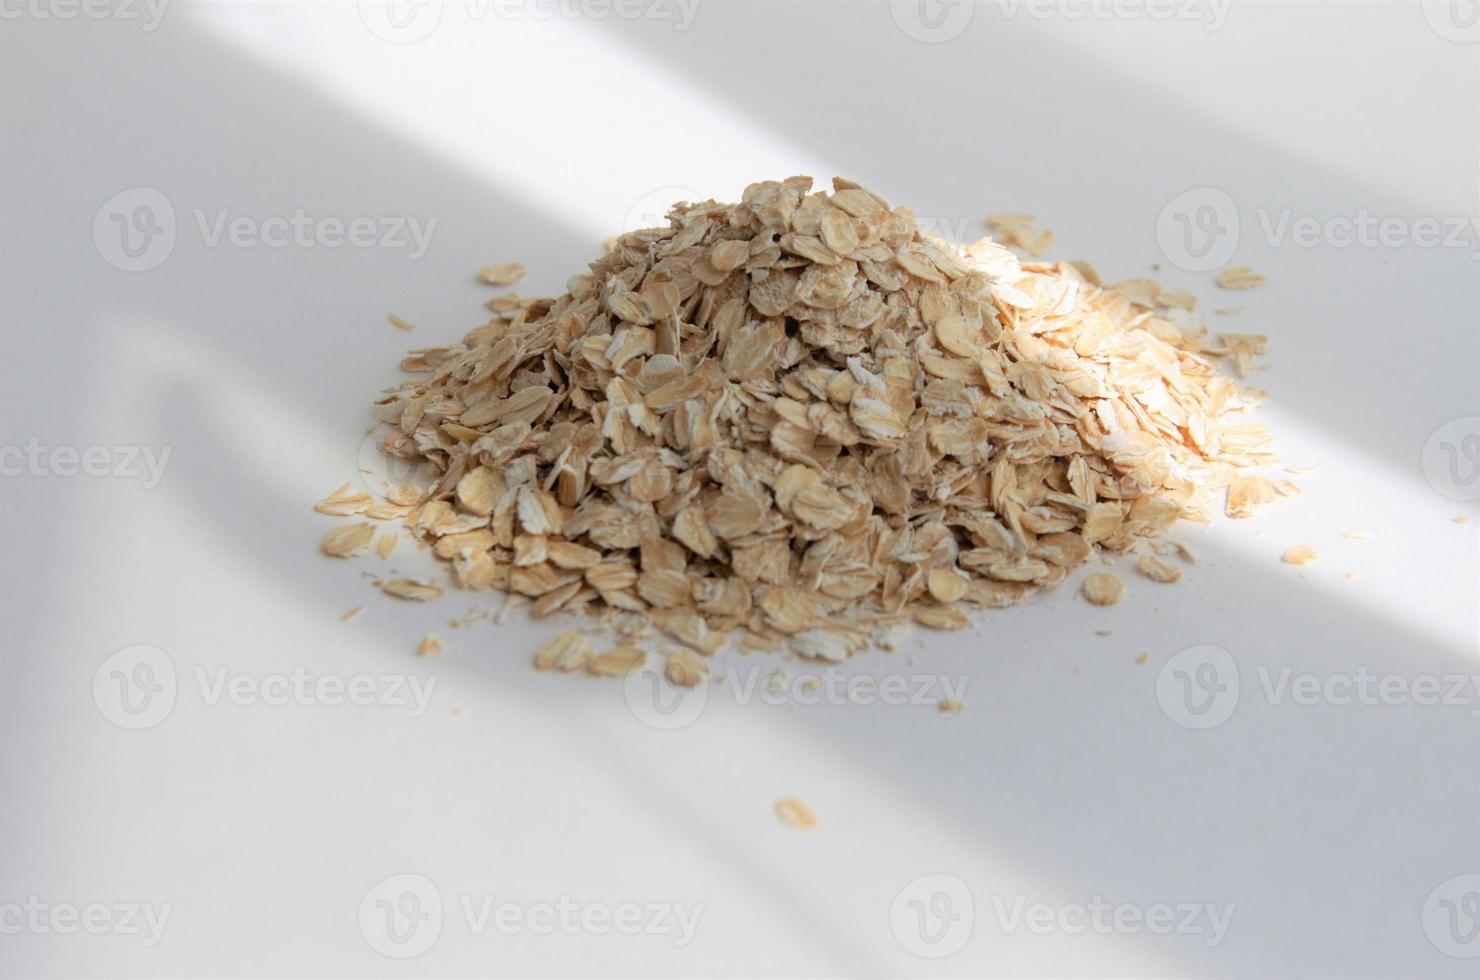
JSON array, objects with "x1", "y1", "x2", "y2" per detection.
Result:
[{"x1": 1, "y1": 2, "x2": 1477, "y2": 977}]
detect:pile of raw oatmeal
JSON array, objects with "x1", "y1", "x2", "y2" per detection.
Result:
[{"x1": 316, "y1": 176, "x2": 1287, "y2": 682}]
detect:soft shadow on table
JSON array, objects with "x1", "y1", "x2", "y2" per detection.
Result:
[{"x1": 9, "y1": 4, "x2": 1477, "y2": 979}]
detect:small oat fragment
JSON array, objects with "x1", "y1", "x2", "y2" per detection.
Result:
[
  {"x1": 381, "y1": 577, "x2": 444, "y2": 601},
  {"x1": 418, "y1": 633, "x2": 442, "y2": 657},
  {"x1": 1083, "y1": 572, "x2": 1124, "y2": 606},
  {"x1": 1215, "y1": 306, "x2": 1243, "y2": 316},
  {"x1": 376, "y1": 532, "x2": 398, "y2": 559},
  {"x1": 938, "y1": 698, "x2": 963, "y2": 716},
  {"x1": 662, "y1": 646, "x2": 708, "y2": 687},
  {"x1": 1344, "y1": 531, "x2": 1371, "y2": 541},
  {"x1": 926, "y1": 567, "x2": 969, "y2": 604},
  {"x1": 1216, "y1": 266, "x2": 1266, "y2": 290},
  {"x1": 913, "y1": 607, "x2": 969, "y2": 631},
  {"x1": 1345, "y1": 570, "x2": 1359, "y2": 581},
  {"x1": 1226, "y1": 474, "x2": 1276, "y2": 519},
  {"x1": 534, "y1": 630, "x2": 594, "y2": 672},
  {"x1": 1456, "y1": 515, "x2": 1471, "y2": 525},
  {"x1": 986, "y1": 213, "x2": 1053, "y2": 256},
  {"x1": 1137, "y1": 554, "x2": 1182, "y2": 583},
  {"x1": 1282, "y1": 545, "x2": 1318, "y2": 566},
  {"x1": 587, "y1": 644, "x2": 647, "y2": 677},
  {"x1": 1094, "y1": 629, "x2": 1112, "y2": 637},
  {"x1": 387, "y1": 313, "x2": 415, "y2": 332},
  {"x1": 320, "y1": 523, "x2": 376, "y2": 558},
  {"x1": 478, "y1": 262, "x2": 526, "y2": 286},
  {"x1": 775, "y1": 798, "x2": 818, "y2": 830},
  {"x1": 341, "y1": 606, "x2": 364, "y2": 623},
  {"x1": 1135, "y1": 653, "x2": 1149, "y2": 665},
  {"x1": 315, "y1": 483, "x2": 372, "y2": 516},
  {"x1": 385, "y1": 483, "x2": 424, "y2": 506}
]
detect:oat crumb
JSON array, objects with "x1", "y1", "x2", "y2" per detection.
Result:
[
  {"x1": 1084, "y1": 573, "x2": 1125, "y2": 606},
  {"x1": 775, "y1": 798, "x2": 818, "y2": 830},
  {"x1": 1216, "y1": 266, "x2": 1266, "y2": 290},
  {"x1": 1282, "y1": 544, "x2": 1318, "y2": 566}
]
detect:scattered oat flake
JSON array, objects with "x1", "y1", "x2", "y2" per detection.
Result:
[
  {"x1": 1135, "y1": 653, "x2": 1149, "y2": 665},
  {"x1": 986, "y1": 213, "x2": 1053, "y2": 256},
  {"x1": 775, "y1": 798, "x2": 818, "y2": 830},
  {"x1": 1345, "y1": 570, "x2": 1359, "y2": 581},
  {"x1": 938, "y1": 698, "x2": 964, "y2": 716},
  {"x1": 376, "y1": 532, "x2": 399, "y2": 559},
  {"x1": 1344, "y1": 531, "x2": 1371, "y2": 541},
  {"x1": 1083, "y1": 573, "x2": 1124, "y2": 606},
  {"x1": 381, "y1": 577, "x2": 444, "y2": 601},
  {"x1": 1215, "y1": 306, "x2": 1243, "y2": 316},
  {"x1": 321, "y1": 523, "x2": 376, "y2": 558},
  {"x1": 1457, "y1": 515, "x2": 1470, "y2": 525},
  {"x1": 1216, "y1": 266, "x2": 1266, "y2": 290},
  {"x1": 662, "y1": 646, "x2": 708, "y2": 687},
  {"x1": 587, "y1": 644, "x2": 647, "y2": 677},
  {"x1": 535, "y1": 631, "x2": 594, "y2": 672},
  {"x1": 341, "y1": 606, "x2": 364, "y2": 623},
  {"x1": 478, "y1": 262, "x2": 526, "y2": 286},
  {"x1": 315, "y1": 483, "x2": 372, "y2": 516},
  {"x1": 387, "y1": 313, "x2": 415, "y2": 332},
  {"x1": 1282, "y1": 545, "x2": 1318, "y2": 566},
  {"x1": 418, "y1": 634, "x2": 442, "y2": 657},
  {"x1": 1137, "y1": 554, "x2": 1182, "y2": 583}
]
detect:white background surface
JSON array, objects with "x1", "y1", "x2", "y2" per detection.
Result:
[{"x1": 2, "y1": 1, "x2": 1478, "y2": 976}]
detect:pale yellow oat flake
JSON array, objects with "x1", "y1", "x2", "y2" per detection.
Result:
[
  {"x1": 775, "y1": 797, "x2": 818, "y2": 830},
  {"x1": 1282, "y1": 544, "x2": 1318, "y2": 566},
  {"x1": 1083, "y1": 572, "x2": 1125, "y2": 606}
]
